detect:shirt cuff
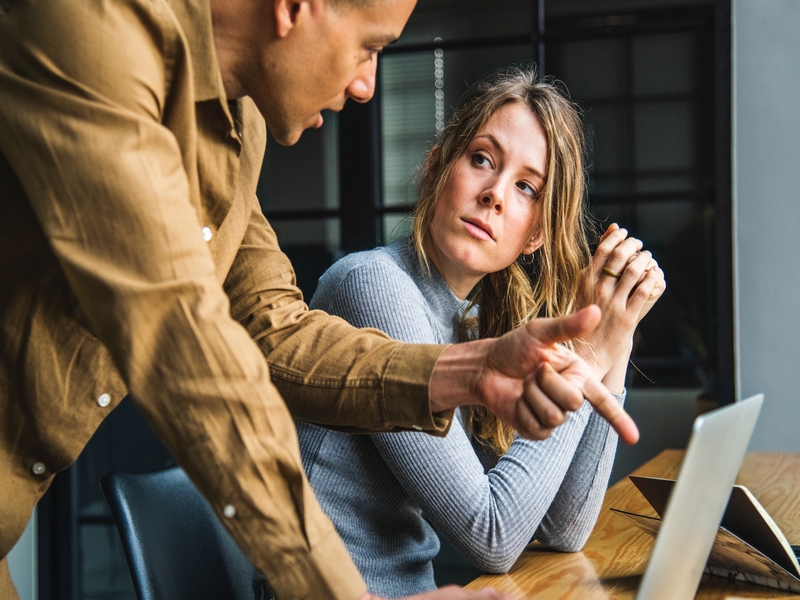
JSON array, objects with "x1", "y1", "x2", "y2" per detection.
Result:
[
  {"x1": 261, "y1": 525, "x2": 367, "y2": 600},
  {"x1": 381, "y1": 343, "x2": 453, "y2": 434}
]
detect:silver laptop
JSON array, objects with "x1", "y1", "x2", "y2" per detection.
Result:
[{"x1": 635, "y1": 393, "x2": 764, "y2": 600}]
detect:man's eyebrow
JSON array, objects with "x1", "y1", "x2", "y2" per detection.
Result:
[
  {"x1": 473, "y1": 133, "x2": 546, "y2": 179},
  {"x1": 371, "y1": 34, "x2": 400, "y2": 47}
]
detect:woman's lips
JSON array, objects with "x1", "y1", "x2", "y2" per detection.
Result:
[{"x1": 462, "y1": 218, "x2": 494, "y2": 241}]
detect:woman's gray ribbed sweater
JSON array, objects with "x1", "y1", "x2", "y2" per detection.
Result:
[{"x1": 297, "y1": 238, "x2": 622, "y2": 598}]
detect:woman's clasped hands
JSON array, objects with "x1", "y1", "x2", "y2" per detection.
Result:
[{"x1": 575, "y1": 223, "x2": 667, "y2": 392}]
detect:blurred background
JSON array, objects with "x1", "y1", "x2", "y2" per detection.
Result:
[{"x1": 11, "y1": 0, "x2": 800, "y2": 597}]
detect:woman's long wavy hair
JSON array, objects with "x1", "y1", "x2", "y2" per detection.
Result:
[{"x1": 410, "y1": 67, "x2": 592, "y2": 456}]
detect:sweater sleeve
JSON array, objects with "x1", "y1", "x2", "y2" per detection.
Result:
[
  {"x1": 374, "y1": 398, "x2": 623, "y2": 572},
  {"x1": 533, "y1": 394, "x2": 624, "y2": 552},
  {"x1": 316, "y1": 253, "x2": 622, "y2": 573}
]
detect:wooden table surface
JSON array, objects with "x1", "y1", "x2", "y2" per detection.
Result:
[{"x1": 466, "y1": 451, "x2": 800, "y2": 599}]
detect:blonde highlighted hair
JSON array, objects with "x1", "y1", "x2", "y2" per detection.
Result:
[{"x1": 411, "y1": 67, "x2": 592, "y2": 455}]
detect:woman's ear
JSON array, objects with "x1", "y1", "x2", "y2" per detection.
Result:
[
  {"x1": 522, "y1": 231, "x2": 544, "y2": 255},
  {"x1": 424, "y1": 145, "x2": 441, "y2": 171}
]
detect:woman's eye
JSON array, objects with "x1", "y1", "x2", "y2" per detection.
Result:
[
  {"x1": 517, "y1": 181, "x2": 539, "y2": 198},
  {"x1": 472, "y1": 153, "x2": 491, "y2": 168}
]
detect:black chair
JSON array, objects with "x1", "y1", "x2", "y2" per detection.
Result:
[{"x1": 101, "y1": 466, "x2": 260, "y2": 600}]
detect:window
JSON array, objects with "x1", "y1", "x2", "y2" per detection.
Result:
[{"x1": 546, "y1": 6, "x2": 719, "y2": 389}]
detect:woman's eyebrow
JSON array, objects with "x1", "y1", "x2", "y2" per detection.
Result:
[
  {"x1": 523, "y1": 165, "x2": 546, "y2": 179},
  {"x1": 473, "y1": 133, "x2": 500, "y2": 148},
  {"x1": 473, "y1": 134, "x2": 545, "y2": 179}
]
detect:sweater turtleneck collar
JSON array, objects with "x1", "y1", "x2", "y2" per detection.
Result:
[{"x1": 385, "y1": 238, "x2": 471, "y2": 344}]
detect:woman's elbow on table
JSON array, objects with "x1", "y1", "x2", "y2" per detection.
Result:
[
  {"x1": 471, "y1": 543, "x2": 525, "y2": 574},
  {"x1": 539, "y1": 528, "x2": 591, "y2": 554}
]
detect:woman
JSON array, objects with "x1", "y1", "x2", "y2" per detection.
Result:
[{"x1": 296, "y1": 67, "x2": 665, "y2": 598}]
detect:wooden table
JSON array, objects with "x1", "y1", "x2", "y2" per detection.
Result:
[{"x1": 467, "y1": 451, "x2": 800, "y2": 599}]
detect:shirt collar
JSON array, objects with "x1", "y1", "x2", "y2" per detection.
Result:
[{"x1": 167, "y1": 0, "x2": 226, "y2": 103}]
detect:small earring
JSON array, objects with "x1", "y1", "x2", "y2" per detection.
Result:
[{"x1": 521, "y1": 252, "x2": 535, "y2": 265}]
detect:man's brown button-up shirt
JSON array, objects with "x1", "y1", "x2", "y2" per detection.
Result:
[{"x1": 0, "y1": 0, "x2": 452, "y2": 597}]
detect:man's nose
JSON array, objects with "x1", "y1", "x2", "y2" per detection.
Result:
[{"x1": 346, "y1": 58, "x2": 378, "y2": 104}]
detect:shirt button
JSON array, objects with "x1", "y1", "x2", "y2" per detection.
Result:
[
  {"x1": 411, "y1": 425, "x2": 423, "y2": 431},
  {"x1": 97, "y1": 393, "x2": 111, "y2": 408},
  {"x1": 32, "y1": 462, "x2": 46, "y2": 476},
  {"x1": 223, "y1": 504, "x2": 237, "y2": 518},
  {"x1": 202, "y1": 226, "x2": 213, "y2": 242}
]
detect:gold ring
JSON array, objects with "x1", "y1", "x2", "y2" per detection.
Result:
[{"x1": 602, "y1": 267, "x2": 622, "y2": 278}]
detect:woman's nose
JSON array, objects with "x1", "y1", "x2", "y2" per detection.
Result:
[{"x1": 480, "y1": 185, "x2": 504, "y2": 212}]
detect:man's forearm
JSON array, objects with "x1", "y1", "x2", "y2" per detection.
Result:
[{"x1": 428, "y1": 339, "x2": 495, "y2": 413}]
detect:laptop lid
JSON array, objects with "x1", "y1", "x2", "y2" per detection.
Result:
[{"x1": 636, "y1": 393, "x2": 764, "y2": 600}]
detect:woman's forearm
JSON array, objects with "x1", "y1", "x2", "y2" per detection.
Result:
[{"x1": 600, "y1": 339, "x2": 632, "y2": 394}]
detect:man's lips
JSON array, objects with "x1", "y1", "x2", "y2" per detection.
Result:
[
  {"x1": 313, "y1": 103, "x2": 346, "y2": 129},
  {"x1": 462, "y1": 218, "x2": 494, "y2": 241}
]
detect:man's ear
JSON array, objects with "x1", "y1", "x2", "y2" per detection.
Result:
[{"x1": 274, "y1": 0, "x2": 305, "y2": 38}]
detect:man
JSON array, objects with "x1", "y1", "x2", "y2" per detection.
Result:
[{"x1": 0, "y1": 0, "x2": 637, "y2": 598}]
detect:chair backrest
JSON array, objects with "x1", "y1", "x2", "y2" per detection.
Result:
[{"x1": 101, "y1": 466, "x2": 257, "y2": 600}]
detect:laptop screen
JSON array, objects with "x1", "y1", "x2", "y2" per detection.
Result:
[{"x1": 636, "y1": 394, "x2": 764, "y2": 600}]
